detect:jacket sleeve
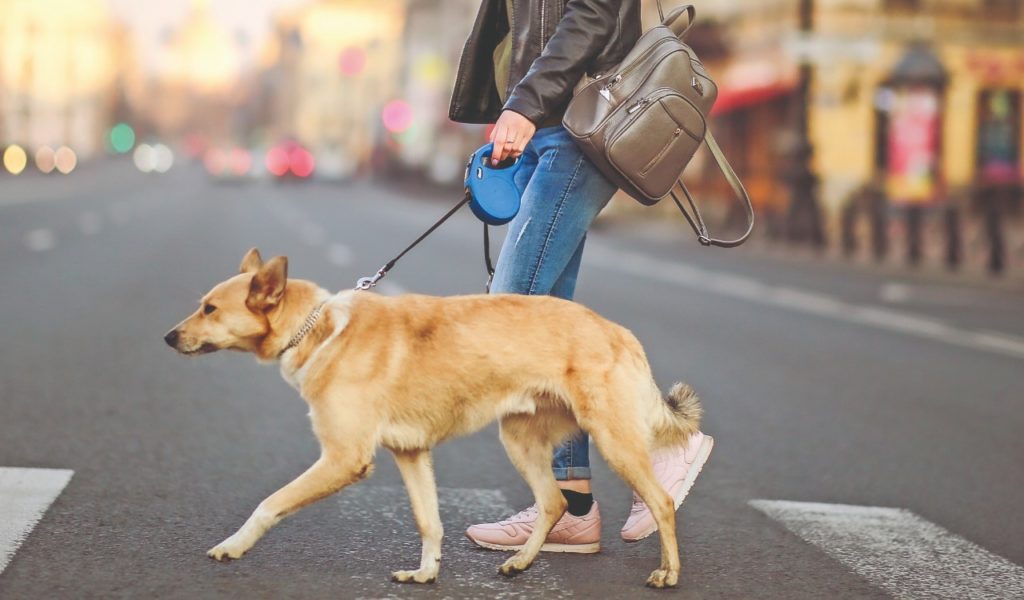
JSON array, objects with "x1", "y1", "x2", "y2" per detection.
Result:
[{"x1": 502, "y1": 0, "x2": 619, "y2": 125}]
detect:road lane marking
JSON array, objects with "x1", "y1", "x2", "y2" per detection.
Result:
[
  {"x1": 750, "y1": 500, "x2": 1024, "y2": 600},
  {"x1": 24, "y1": 228, "x2": 56, "y2": 252},
  {"x1": 0, "y1": 467, "x2": 74, "y2": 575},
  {"x1": 587, "y1": 246, "x2": 1024, "y2": 360},
  {"x1": 880, "y1": 282, "x2": 912, "y2": 303},
  {"x1": 335, "y1": 485, "x2": 571, "y2": 597},
  {"x1": 77, "y1": 211, "x2": 102, "y2": 235}
]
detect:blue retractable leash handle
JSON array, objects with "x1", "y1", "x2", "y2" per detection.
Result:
[
  {"x1": 354, "y1": 143, "x2": 524, "y2": 292},
  {"x1": 465, "y1": 143, "x2": 524, "y2": 226}
]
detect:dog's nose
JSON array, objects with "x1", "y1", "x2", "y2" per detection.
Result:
[{"x1": 164, "y1": 330, "x2": 180, "y2": 348}]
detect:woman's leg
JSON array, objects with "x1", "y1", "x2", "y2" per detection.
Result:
[
  {"x1": 489, "y1": 125, "x2": 618, "y2": 485},
  {"x1": 466, "y1": 125, "x2": 616, "y2": 552}
]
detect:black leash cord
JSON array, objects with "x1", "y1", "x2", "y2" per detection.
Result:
[
  {"x1": 483, "y1": 222, "x2": 496, "y2": 293},
  {"x1": 355, "y1": 190, "x2": 487, "y2": 291}
]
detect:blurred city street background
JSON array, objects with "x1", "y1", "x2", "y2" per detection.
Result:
[{"x1": 1, "y1": 0, "x2": 1023, "y2": 598}]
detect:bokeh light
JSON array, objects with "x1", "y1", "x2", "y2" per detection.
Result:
[
  {"x1": 133, "y1": 144, "x2": 156, "y2": 173},
  {"x1": 339, "y1": 46, "x2": 367, "y2": 77},
  {"x1": 413, "y1": 55, "x2": 447, "y2": 84},
  {"x1": 54, "y1": 146, "x2": 77, "y2": 174},
  {"x1": 3, "y1": 145, "x2": 28, "y2": 175},
  {"x1": 265, "y1": 147, "x2": 289, "y2": 177},
  {"x1": 109, "y1": 123, "x2": 136, "y2": 154},
  {"x1": 35, "y1": 147, "x2": 56, "y2": 174},
  {"x1": 289, "y1": 147, "x2": 315, "y2": 178},
  {"x1": 228, "y1": 148, "x2": 251, "y2": 176},
  {"x1": 153, "y1": 144, "x2": 175, "y2": 174},
  {"x1": 381, "y1": 100, "x2": 413, "y2": 134}
]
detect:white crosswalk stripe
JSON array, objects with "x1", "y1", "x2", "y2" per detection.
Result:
[
  {"x1": 750, "y1": 499, "x2": 1024, "y2": 600},
  {"x1": 0, "y1": 467, "x2": 73, "y2": 575}
]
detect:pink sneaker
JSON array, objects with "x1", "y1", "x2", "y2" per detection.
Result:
[
  {"x1": 620, "y1": 432, "x2": 714, "y2": 542},
  {"x1": 465, "y1": 501, "x2": 601, "y2": 553}
]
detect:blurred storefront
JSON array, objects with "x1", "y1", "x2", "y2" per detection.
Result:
[
  {"x1": 676, "y1": 0, "x2": 1024, "y2": 272},
  {"x1": 0, "y1": 0, "x2": 131, "y2": 161}
]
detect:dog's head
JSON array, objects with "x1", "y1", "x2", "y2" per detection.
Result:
[{"x1": 164, "y1": 248, "x2": 288, "y2": 356}]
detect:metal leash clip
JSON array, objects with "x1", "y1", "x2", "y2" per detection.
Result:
[{"x1": 355, "y1": 268, "x2": 386, "y2": 290}]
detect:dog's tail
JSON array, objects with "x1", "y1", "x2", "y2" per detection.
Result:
[{"x1": 649, "y1": 380, "x2": 703, "y2": 448}]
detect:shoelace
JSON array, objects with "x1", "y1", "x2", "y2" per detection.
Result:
[
  {"x1": 501, "y1": 505, "x2": 538, "y2": 524},
  {"x1": 629, "y1": 493, "x2": 646, "y2": 514}
]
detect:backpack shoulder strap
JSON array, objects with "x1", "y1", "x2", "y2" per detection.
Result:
[
  {"x1": 670, "y1": 130, "x2": 755, "y2": 248},
  {"x1": 660, "y1": 3, "x2": 697, "y2": 38}
]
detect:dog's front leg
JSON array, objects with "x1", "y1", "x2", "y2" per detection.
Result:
[
  {"x1": 208, "y1": 454, "x2": 371, "y2": 561},
  {"x1": 389, "y1": 449, "x2": 443, "y2": 584}
]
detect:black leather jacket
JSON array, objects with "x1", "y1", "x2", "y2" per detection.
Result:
[{"x1": 448, "y1": 0, "x2": 641, "y2": 126}]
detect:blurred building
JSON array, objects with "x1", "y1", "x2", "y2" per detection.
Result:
[
  {"x1": 394, "y1": 0, "x2": 489, "y2": 185},
  {"x1": 257, "y1": 0, "x2": 408, "y2": 178},
  {"x1": 145, "y1": 0, "x2": 245, "y2": 145},
  {"x1": 682, "y1": 0, "x2": 1023, "y2": 255},
  {"x1": 0, "y1": 0, "x2": 130, "y2": 159}
]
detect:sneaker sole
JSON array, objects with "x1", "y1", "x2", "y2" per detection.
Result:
[
  {"x1": 465, "y1": 533, "x2": 600, "y2": 554},
  {"x1": 622, "y1": 434, "x2": 714, "y2": 543}
]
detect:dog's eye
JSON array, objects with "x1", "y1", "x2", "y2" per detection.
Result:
[{"x1": 203, "y1": 304, "x2": 217, "y2": 315}]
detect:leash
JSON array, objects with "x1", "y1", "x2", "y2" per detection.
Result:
[
  {"x1": 355, "y1": 144, "x2": 519, "y2": 293},
  {"x1": 354, "y1": 190, "x2": 482, "y2": 291}
]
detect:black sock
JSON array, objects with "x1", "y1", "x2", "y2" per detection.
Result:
[{"x1": 561, "y1": 489, "x2": 594, "y2": 517}]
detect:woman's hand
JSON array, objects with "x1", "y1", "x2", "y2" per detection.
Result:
[{"x1": 490, "y1": 110, "x2": 537, "y2": 165}]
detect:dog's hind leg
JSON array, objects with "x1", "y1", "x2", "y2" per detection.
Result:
[
  {"x1": 586, "y1": 412, "x2": 681, "y2": 588},
  {"x1": 207, "y1": 442, "x2": 374, "y2": 561},
  {"x1": 495, "y1": 413, "x2": 568, "y2": 578},
  {"x1": 390, "y1": 449, "x2": 443, "y2": 584}
]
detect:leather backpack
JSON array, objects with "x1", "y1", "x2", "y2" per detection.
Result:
[{"x1": 562, "y1": 2, "x2": 755, "y2": 247}]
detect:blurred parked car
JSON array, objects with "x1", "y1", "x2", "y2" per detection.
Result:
[{"x1": 265, "y1": 139, "x2": 315, "y2": 181}]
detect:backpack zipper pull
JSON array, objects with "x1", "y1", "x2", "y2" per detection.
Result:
[
  {"x1": 599, "y1": 74, "x2": 622, "y2": 102},
  {"x1": 626, "y1": 97, "x2": 650, "y2": 114}
]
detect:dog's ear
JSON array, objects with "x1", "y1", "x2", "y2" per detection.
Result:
[
  {"x1": 246, "y1": 256, "x2": 288, "y2": 312},
  {"x1": 239, "y1": 248, "x2": 263, "y2": 274}
]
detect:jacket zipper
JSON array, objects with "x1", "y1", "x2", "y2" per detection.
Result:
[
  {"x1": 640, "y1": 126, "x2": 683, "y2": 176},
  {"x1": 540, "y1": 0, "x2": 545, "y2": 44}
]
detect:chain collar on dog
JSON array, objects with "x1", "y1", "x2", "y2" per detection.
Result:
[{"x1": 279, "y1": 301, "x2": 327, "y2": 357}]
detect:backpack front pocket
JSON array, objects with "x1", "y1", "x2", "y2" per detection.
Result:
[{"x1": 605, "y1": 90, "x2": 706, "y2": 201}]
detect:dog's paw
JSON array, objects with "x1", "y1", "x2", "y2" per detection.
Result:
[
  {"x1": 644, "y1": 568, "x2": 679, "y2": 588},
  {"x1": 498, "y1": 554, "x2": 533, "y2": 578},
  {"x1": 207, "y1": 539, "x2": 249, "y2": 561},
  {"x1": 390, "y1": 569, "x2": 437, "y2": 584}
]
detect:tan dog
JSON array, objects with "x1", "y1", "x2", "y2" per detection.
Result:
[{"x1": 164, "y1": 248, "x2": 703, "y2": 588}]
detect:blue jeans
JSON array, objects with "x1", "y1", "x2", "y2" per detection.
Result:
[{"x1": 489, "y1": 124, "x2": 618, "y2": 481}]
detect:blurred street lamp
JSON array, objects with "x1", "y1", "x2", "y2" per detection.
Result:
[
  {"x1": 3, "y1": 145, "x2": 29, "y2": 175},
  {"x1": 36, "y1": 146, "x2": 56, "y2": 174},
  {"x1": 109, "y1": 123, "x2": 136, "y2": 154},
  {"x1": 784, "y1": 0, "x2": 826, "y2": 248},
  {"x1": 54, "y1": 146, "x2": 77, "y2": 174}
]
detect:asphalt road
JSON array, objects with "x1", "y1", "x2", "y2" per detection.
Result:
[{"x1": 1, "y1": 161, "x2": 1022, "y2": 599}]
